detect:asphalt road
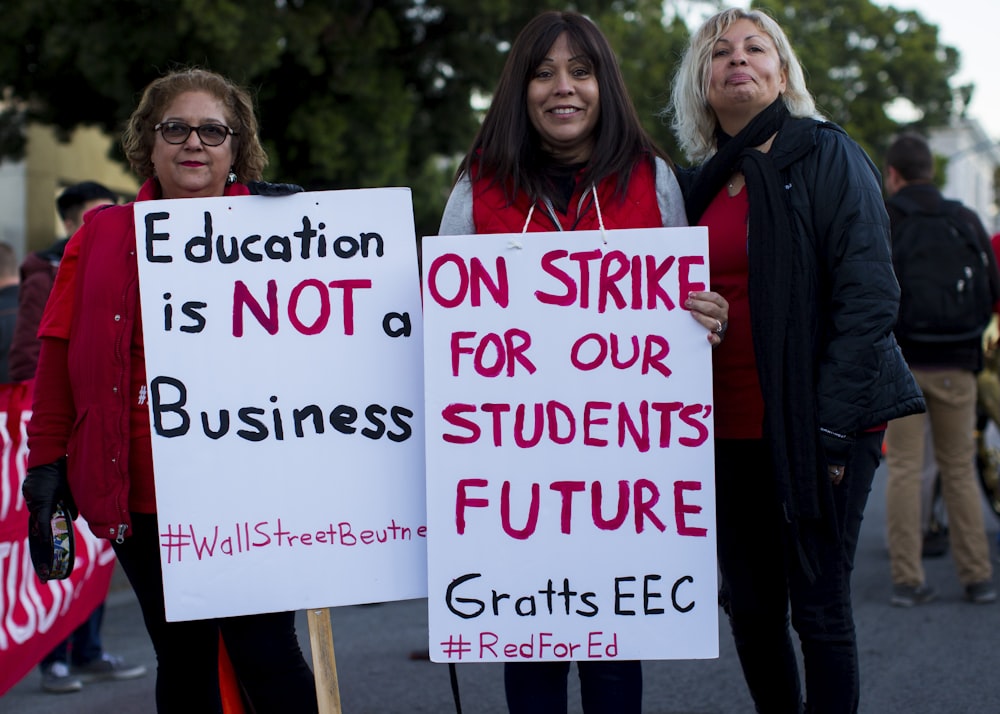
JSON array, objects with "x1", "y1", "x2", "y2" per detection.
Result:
[{"x1": 3, "y1": 459, "x2": 999, "y2": 713}]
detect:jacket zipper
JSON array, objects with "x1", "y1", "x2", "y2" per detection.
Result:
[{"x1": 112, "y1": 260, "x2": 138, "y2": 536}]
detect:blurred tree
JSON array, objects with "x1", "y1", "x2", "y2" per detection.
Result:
[
  {"x1": 0, "y1": 0, "x2": 968, "y2": 234},
  {"x1": 749, "y1": 0, "x2": 966, "y2": 161},
  {"x1": 591, "y1": 0, "x2": 691, "y2": 160},
  {"x1": 0, "y1": 0, "x2": 535, "y2": 236}
]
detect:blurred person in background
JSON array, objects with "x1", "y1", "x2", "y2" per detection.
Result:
[{"x1": 883, "y1": 131, "x2": 998, "y2": 608}]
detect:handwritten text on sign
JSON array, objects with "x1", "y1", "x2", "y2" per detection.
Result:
[
  {"x1": 135, "y1": 188, "x2": 426, "y2": 621},
  {"x1": 423, "y1": 228, "x2": 718, "y2": 662}
]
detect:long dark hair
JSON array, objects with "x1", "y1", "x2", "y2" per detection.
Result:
[{"x1": 456, "y1": 11, "x2": 666, "y2": 203}]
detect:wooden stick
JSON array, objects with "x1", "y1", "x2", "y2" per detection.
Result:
[{"x1": 307, "y1": 608, "x2": 343, "y2": 713}]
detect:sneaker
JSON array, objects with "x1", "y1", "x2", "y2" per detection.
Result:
[
  {"x1": 890, "y1": 583, "x2": 936, "y2": 607},
  {"x1": 72, "y1": 653, "x2": 147, "y2": 683},
  {"x1": 964, "y1": 581, "x2": 998, "y2": 604},
  {"x1": 40, "y1": 661, "x2": 83, "y2": 693}
]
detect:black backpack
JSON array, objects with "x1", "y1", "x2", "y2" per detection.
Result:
[{"x1": 890, "y1": 193, "x2": 995, "y2": 342}]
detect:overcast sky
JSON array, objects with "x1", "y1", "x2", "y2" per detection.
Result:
[{"x1": 884, "y1": 0, "x2": 999, "y2": 142}]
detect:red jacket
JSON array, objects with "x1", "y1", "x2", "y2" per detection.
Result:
[
  {"x1": 471, "y1": 156, "x2": 662, "y2": 233},
  {"x1": 27, "y1": 179, "x2": 251, "y2": 540},
  {"x1": 8, "y1": 240, "x2": 66, "y2": 382}
]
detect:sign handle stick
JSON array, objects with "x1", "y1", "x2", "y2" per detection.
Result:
[{"x1": 307, "y1": 608, "x2": 343, "y2": 713}]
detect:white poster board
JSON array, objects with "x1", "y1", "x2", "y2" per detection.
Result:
[
  {"x1": 422, "y1": 227, "x2": 718, "y2": 662},
  {"x1": 134, "y1": 188, "x2": 426, "y2": 621}
]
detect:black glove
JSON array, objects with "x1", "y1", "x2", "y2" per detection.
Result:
[
  {"x1": 22, "y1": 457, "x2": 77, "y2": 582},
  {"x1": 247, "y1": 180, "x2": 304, "y2": 196}
]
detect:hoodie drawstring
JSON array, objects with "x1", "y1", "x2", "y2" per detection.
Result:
[{"x1": 522, "y1": 186, "x2": 606, "y2": 243}]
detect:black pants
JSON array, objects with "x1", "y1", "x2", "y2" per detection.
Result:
[
  {"x1": 40, "y1": 603, "x2": 104, "y2": 667},
  {"x1": 715, "y1": 432, "x2": 882, "y2": 714},
  {"x1": 503, "y1": 660, "x2": 641, "y2": 714},
  {"x1": 112, "y1": 512, "x2": 318, "y2": 713}
]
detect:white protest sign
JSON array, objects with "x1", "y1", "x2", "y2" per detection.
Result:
[
  {"x1": 422, "y1": 227, "x2": 718, "y2": 662},
  {"x1": 134, "y1": 188, "x2": 426, "y2": 621}
]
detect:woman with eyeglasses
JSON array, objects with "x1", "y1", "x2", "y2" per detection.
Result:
[{"x1": 21, "y1": 67, "x2": 318, "y2": 712}]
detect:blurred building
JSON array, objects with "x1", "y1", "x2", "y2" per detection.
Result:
[
  {"x1": 0, "y1": 124, "x2": 137, "y2": 259},
  {"x1": 929, "y1": 117, "x2": 1000, "y2": 234}
]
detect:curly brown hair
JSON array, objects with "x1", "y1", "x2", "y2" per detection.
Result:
[{"x1": 122, "y1": 67, "x2": 268, "y2": 183}]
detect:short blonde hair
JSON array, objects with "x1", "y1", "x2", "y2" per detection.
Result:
[
  {"x1": 668, "y1": 8, "x2": 820, "y2": 163},
  {"x1": 122, "y1": 67, "x2": 268, "y2": 183}
]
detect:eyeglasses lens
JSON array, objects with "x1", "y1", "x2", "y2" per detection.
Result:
[
  {"x1": 157, "y1": 122, "x2": 231, "y2": 146},
  {"x1": 197, "y1": 125, "x2": 230, "y2": 145}
]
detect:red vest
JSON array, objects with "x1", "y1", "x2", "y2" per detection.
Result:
[{"x1": 471, "y1": 157, "x2": 662, "y2": 234}]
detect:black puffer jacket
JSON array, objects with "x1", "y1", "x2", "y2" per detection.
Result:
[
  {"x1": 678, "y1": 116, "x2": 924, "y2": 546},
  {"x1": 679, "y1": 118, "x2": 924, "y2": 450},
  {"x1": 768, "y1": 117, "x2": 925, "y2": 449}
]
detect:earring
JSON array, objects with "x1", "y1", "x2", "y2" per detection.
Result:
[{"x1": 226, "y1": 168, "x2": 237, "y2": 186}]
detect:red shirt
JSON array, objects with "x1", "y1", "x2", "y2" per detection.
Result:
[{"x1": 701, "y1": 185, "x2": 764, "y2": 439}]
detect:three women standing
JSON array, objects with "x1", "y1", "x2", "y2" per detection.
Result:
[{"x1": 22, "y1": 9, "x2": 924, "y2": 714}]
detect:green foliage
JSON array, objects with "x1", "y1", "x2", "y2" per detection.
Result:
[
  {"x1": 0, "y1": 0, "x2": 968, "y2": 234},
  {"x1": 601, "y1": 2, "x2": 696, "y2": 162},
  {"x1": 749, "y1": 0, "x2": 962, "y2": 160}
]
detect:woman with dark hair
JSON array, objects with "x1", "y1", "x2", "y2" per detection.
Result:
[
  {"x1": 668, "y1": 8, "x2": 924, "y2": 712},
  {"x1": 439, "y1": 10, "x2": 728, "y2": 714},
  {"x1": 22, "y1": 67, "x2": 317, "y2": 713}
]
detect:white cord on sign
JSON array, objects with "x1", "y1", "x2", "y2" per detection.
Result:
[
  {"x1": 522, "y1": 204, "x2": 535, "y2": 233},
  {"x1": 592, "y1": 185, "x2": 607, "y2": 244}
]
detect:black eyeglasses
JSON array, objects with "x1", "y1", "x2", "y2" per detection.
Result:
[{"x1": 154, "y1": 121, "x2": 236, "y2": 146}]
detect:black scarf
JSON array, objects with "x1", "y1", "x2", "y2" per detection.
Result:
[{"x1": 687, "y1": 99, "x2": 830, "y2": 580}]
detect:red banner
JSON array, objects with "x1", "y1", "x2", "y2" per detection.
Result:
[{"x1": 0, "y1": 380, "x2": 115, "y2": 696}]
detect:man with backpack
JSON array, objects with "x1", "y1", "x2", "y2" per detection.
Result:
[{"x1": 884, "y1": 131, "x2": 999, "y2": 607}]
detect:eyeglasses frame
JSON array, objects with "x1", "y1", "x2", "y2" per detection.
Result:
[{"x1": 153, "y1": 121, "x2": 238, "y2": 147}]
